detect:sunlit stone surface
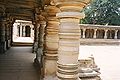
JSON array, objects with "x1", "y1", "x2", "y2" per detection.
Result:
[{"x1": 79, "y1": 45, "x2": 120, "y2": 80}]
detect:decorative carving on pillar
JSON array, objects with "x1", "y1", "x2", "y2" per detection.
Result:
[
  {"x1": 43, "y1": 5, "x2": 60, "y2": 79},
  {"x1": 55, "y1": 0, "x2": 91, "y2": 80}
]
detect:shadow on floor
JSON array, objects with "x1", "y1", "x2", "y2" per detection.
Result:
[{"x1": 0, "y1": 47, "x2": 40, "y2": 80}]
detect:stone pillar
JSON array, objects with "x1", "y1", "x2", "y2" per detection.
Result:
[
  {"x1": 38, "y1": 21, "x2": 46, "y2": 78},
  {"x1": 20, "y1": 23, "x2": 22, "y2": 37},
  {"x1": 30, "y1": 25, "x2": 34, "y2": 39},
  {"x1": 115, "y1": 30, "x2": 118, "y2": 39},
  {"x1": 104, "y1": 29, "x2": 108, "y2": 39},
  {"x1": 93, "y1": 29, "x2": 97, "y2": 39},
  {"x1": 8, "y1": 23, "x2": 12, "y2": 48},
  {"x1": 23, "y1": 26, "x2": 25, "y2": 37},
  {"x1": 10, "y1": 19, "x2": 14, "y2": 47},
  {"x1": 55, "y1": 0, "x2": 90, "y2": 80},
  {"x1": 32, "y1": 21, "x2": 39, "y2": 53},
  {"x1": 0, "y1": 17, "x2": 6, "y2": 53},
  {"x1": 4, "y1": 15, "x2": 13, "y2": 50},
  {"x1": 5, "y1": 22, "x2": 10, "y2": 49},
  {"x1": 30, "y1": 26, "x2": 32, "y2": 37},
  {"x1": 44, "y1": 5, "x2": 60, "y2": 79},
  {"x1": 33, "y1": 15, "x2": 46, "y2": 79},
  {"x1": 82, "y1": 28, "x2": 86, "y2": 38}
]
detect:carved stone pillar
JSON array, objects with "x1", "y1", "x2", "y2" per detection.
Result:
[
  {"x1": 20, "y1": 24, "x2": 22, "y2": 37},
  {"x1": 94, "y1": 29, "x2": 97, "y2": 39},
  {"x1": 0, "y1": 17, "x2": 6, "y2": 53},
  {"x1": 34, "y1": 15, "x2": 46, "y2": 79},
  {"x1": 82, "y1": 28, "x2": 86, "y2": 38},
  {"x1": 55, "y1": 0, "x2": 90, "y2": 80},
  {"x1": 8, "y1": 22, "x2": 12, "y2": 48},
  {"x1": 115, "y1": 30, "x2": 118, "y2": 39},
  {"x1": 30, "y1": 26, "x2": 32, "y2": 37},
  {"x1": 23, "y1": 26, "x2": 26, "y2": 37},
  {"x1": 10, "y1": 18, "x2": 14, "y2": 47},
  {"x1": 5, "y1": 23, "x2": 9, "y2": 49},
  {"x1": 32, "y1": 20, "x2": 39, "y2": 53},
  {"x1": 44, "y1": 5, "x2": 60, "y2": 79},
  {"x1": 104, "y1": 29, "x2": 108, "y2": 39}
]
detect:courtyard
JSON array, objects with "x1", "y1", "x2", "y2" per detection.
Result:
[{"x1": 79, "y1": 45, "x2": 120, "y2": 80}]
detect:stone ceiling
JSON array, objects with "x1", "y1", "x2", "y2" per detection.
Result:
[{"x1": 0, "y1": 0, "x2": 44, "y2": 21}]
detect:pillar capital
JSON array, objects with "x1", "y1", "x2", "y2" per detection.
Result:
[
  {"x1": 54, "y1": 0, "x2": 91, "y2": 12},
  {"x1": 45, "y1": 5, "x2": 60, "y2": 16},
  {"x1": 35, "y1": 13, "x2": 46, "y2": 24}
]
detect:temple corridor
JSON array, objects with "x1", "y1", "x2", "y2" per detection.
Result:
[{"x1": 0, "y1": 47, "x2": 39, "y2": 80}]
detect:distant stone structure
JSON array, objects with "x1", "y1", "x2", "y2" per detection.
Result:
[
  {"x1": 80, "y1": 24, "x2": 120, "y2": 45},
  {"x1": 13, "y1": 20, "x2": 34, "y2": 39}
]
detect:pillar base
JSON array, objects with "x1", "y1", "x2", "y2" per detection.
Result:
[
  {"x1": 34, "y1": 58, "x2": 40, "y2": 66},
  {"x1": 6, "y1": 40, "x2": 11, "y2": 50},
  {"x1": 0, "y1": 42, "x2": 6, "y2": 54},
  {"x1": 57, "y1": 77, "x2": 81, "y2": 80},
  {"x1": 32, "y1": 42, "x2": 38, "y2": 53},
  {"x1": 8, "y1": 39, "x2": 11, "y2": 49},
  {"x1": 44, "y1": 76, "x2": 57, "y2": 80},
  {"x1": 44, "y1": 76, "x2": 81, "y2": 80}
]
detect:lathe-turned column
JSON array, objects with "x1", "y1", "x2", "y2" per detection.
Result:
[
  {"x1": 55, "y1": 0, "x2": 90, "y2": 80},
  {"x1": 36, "y1": 20, "x2": 46, "y2": 79},
  {"x1": 10, "y1": 19, "x2": 14, "y2": 47},
  {"x1": 0, "y1": 17, "x2": 6, "y2": 53},
  {"x1": 104, "y1": 29, "x2": 108, "y2": 39},
  {"x1": 44, "y1": 5, "x2": 60, "y2": 79},
  {"x1": 115, "y1": 30, "x2": 118, "y2": 39},
  {"x1": 82, "y1": 28, "x2": 86, "y2": 38},
  {"x1": 5, "y1": 19, "x2": 11, "y2": 50},
  {"x1": 20, "y1": 24, "x2": 22, "y2": 37},
  {"x1": 93, "y1": 29, "x2": 97, "y2": 39},
  {"x1": 32, "y1": 21, "x2": 39, "y2": 53},
  {"x1": 8, "y1": 22, "x2": 12, "y2": 48}
]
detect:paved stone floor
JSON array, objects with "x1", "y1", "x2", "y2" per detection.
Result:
[{"x1": 0, "y1": 47, "x2": 39, "y2": 80}]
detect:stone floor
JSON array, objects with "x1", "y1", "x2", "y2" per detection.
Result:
[{"x1": 0, "y1": 47, "x2": 39, "y2": 80}]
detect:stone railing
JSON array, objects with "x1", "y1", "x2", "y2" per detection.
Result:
[{"x1": 79, "y1": 24, "x2": 120, "y2": 45}]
